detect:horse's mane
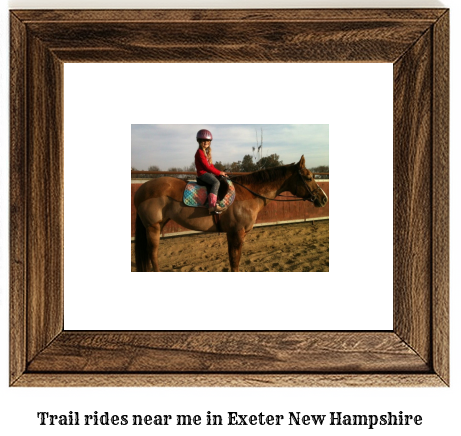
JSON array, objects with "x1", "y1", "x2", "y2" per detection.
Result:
[{"x1": 232, "y1": 163, "x2": 295, "y2": 185}]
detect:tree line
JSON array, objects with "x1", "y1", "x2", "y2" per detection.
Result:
[{"x1": 132, "y1": 153, "x2": 328, "y2": 179}]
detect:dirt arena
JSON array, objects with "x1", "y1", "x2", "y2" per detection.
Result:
[{"x1": 131, "y1": 219, "x2": 329, "y2": 272}]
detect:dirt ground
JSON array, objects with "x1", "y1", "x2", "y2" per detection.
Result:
[{"x1": 131, "y1": 219, "x2": 329, "y2": 272}]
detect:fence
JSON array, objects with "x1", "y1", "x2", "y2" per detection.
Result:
[
  {"x1": 131, "y1": 170, "x2": 329, "y2": 179},
  {"x1": 131, "y1": 171, "x2": 329, "y2": 238}
]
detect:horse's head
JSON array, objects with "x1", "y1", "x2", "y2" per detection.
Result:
[{"x1": 295, "y1": 156, "x2": 328, "y2": 208}]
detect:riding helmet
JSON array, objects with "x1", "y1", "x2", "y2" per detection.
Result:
[{"x1": 196, "y1": 129, "x2": 213, "y2": 142}]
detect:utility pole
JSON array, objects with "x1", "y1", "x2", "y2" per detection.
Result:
[{"x1": 255, "y1": 128, "x2": 263, "y2": 165}]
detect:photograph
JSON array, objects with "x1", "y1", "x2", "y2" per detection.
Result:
[{"x1": 131, "y1": 124, "x2": 329, "y2": 272}]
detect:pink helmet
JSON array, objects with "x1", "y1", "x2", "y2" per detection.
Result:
[{"x1": 196, "y1": 129, "x2": 213, "y2": 142}]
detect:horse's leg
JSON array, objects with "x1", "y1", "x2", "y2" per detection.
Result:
[
  {"x1": 160, "y1": 218, "x2": 170, "y2": 235},
  {"x1": 226, "y1": 228, "x2": 246, "y2": 272},
  {"x1": 146, "y1": 223, "x2": 161, "y2": 272}
]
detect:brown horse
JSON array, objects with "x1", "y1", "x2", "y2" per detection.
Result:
[{"x1": 134, "y1": 156, "x2": 328, "y2": 272}]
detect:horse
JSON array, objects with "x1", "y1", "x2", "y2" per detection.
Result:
[{"x1": 134, "y1": 155, "x2": 328, "y2": 272}]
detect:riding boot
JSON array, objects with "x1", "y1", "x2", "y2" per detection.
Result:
[
  {"x1": 208, "y1": 193, "x2": 217, "y2": 213},
  {"x1": 207, "y1": 194, "x2": 223, "y2": 214}
]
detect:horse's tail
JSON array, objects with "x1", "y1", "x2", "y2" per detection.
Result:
[{"x1": 135, "y1": 214, "x2": 150, "y2": 272}]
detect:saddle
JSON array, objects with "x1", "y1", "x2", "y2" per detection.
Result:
[{"x1": 183, "y1": 177, "x2": 236, "y2": 210}]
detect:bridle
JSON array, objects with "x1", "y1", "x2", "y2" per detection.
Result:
[
  {"x1": 296, "y1": 169, "x2": 324, "y2": 203},
  {"x1": 227, "y1": 169, "x2": 323, "y2": 203}
]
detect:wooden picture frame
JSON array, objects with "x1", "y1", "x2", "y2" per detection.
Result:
[{"x1": 10, "y1": 9, "x2": 449, "y2": 387}]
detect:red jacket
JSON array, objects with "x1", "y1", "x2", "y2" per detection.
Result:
[{"x1": 195, "y1": 149, "x2": 221, "y2": 177}]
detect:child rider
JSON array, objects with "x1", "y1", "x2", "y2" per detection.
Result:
[{"x1": 194, "y1": 129, "x2": 228, "y2": 214}]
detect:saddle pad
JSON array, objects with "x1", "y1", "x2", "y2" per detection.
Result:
[{"x1": 183, "y1": 179, "x2": 236, "y2": 209}]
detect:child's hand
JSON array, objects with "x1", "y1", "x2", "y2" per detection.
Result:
[{"x1": 220, "y1": 171, "x2": 227, "y2": 177}]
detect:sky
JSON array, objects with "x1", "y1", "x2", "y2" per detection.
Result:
[{"x1": 131, "y1": 124, "x2": 329, "y2": 171}]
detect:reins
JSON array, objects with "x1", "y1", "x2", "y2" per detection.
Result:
[{"x1": 227, "y1": 170, "x2": 321, "y2": 203}]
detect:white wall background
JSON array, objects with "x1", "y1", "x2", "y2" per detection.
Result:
[{"x1": 63, "y1": 63, "x2": 392, "y2": 331}]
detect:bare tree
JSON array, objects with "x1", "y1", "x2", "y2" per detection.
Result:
[{"x1": 147, "y1": 165, "x2": 163, "y2": 179}]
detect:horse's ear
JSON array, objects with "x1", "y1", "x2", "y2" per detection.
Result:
[{"x1": 298, "y1": 155, "x2": 306, "y2": 168}]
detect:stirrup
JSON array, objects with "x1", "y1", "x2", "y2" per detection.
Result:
[{"x1": 209, "y1": 205, "x2": 225, "y2": 214}]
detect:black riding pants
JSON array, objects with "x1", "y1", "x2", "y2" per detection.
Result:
[{"x1": 197, "y1": 172, "x2": 220, "y2": 196}]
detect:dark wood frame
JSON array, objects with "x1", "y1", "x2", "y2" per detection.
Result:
[{"x1": 10, "y1": 9, "x2": 449, "y2": 387}]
